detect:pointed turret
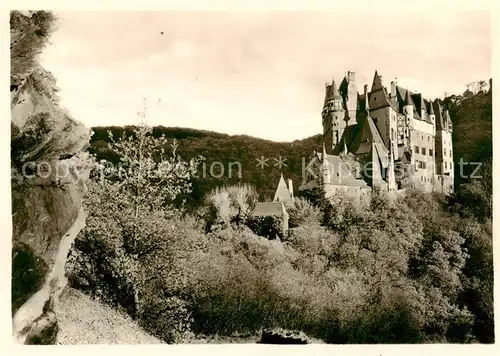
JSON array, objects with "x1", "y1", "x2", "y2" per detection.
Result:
[
  {"x1": 403, "y1": 90, "x2": 415, "y2": 125},
  {"x1": 443, "y1": 109, "x2": 452, "y2": 131},
  {"x1": 321, "y1": 142, "x2": 330, "y2": 186},
  {"x1": 273, "y1": 173, "x2": 292, "y2": 202},
  {"x1": 428, "y1": 100, "x2": 435, "y2": 115},
  {"x1": 428, "y1": 98, "x2": 436, "y2": 135},
  {"x1": 331, "y1": 78, "x2": 342, "y2": 99},
  {"x1": 404, "y1": 90, "x2": 415, "y2": 106},
  {"x1": 433, "y1": 99, "x2": 444, "y2": 131},
  {"x1": 372, "y1": 70, "x2": 384, "y2": 91},
  {"x1": 387, "y1": 141, "x2": 396, "y2": 191},
  {"x1": 288, "y1": 179, "x2": 294, "y2": 202}
]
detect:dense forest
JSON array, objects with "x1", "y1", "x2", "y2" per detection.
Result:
[
  {"x1": 64, "y1": 84, "x2": 493, "y2": 344},
  {"x1": 89, "y1": 126, "x2": 323, "y2": 206}
]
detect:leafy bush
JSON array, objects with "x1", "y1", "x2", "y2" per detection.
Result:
[
  {"x1": 203, "y1": 184, "x2": 258, "y2": 231},
  {"x1": 67, "y1": 121, "x2": 201, "y2": 342},
  {"x1": 246, "y1": 215, "x2": 284, "y2": 239},
  {"x1": 285, "y1": 197, "x2": 321, "y2": 228}
]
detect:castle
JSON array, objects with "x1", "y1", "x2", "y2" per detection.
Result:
[{"x1": 299, "y1": 70, "x2": 454, "y2": 202}]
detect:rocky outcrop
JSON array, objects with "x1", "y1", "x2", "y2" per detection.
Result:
[{"x1": 10, "y1": 10, "x2": 92, "y2": 344}]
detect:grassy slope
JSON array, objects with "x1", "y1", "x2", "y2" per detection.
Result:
[
  {"x1": 56, "y1": 287, "x2": 162, "y2": 344},
  {"x1": 55, "y1": 287, "x2": 264, "y2": 344}
]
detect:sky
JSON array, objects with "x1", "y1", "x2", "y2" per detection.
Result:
[{"x1": 40, "y1": 10, "x2": 491, "y2": 142}]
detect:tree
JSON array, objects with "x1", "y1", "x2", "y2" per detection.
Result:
[{"x1": 68, "y1": 108, "x2": 198, "y2": 342}]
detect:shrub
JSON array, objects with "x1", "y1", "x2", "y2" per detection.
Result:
[
  {"x1": 203, "y1": 184, "x2": 258, "y2": 231},
  {"x1": 246, "y1": 215, "x2": 284, "y2": 239},
  {"x1": 67, "y1": 121, "x2": 200, "y2": 342},
  {"x1": 285, "y1": 197, "x2": 321, "y2": 228}
]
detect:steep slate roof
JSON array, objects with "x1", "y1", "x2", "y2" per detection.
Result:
[
  {"x1": 335, "y1": 114, "x2": 388, "y2": 165},
  {"x1": 273, "y1": 173, "x2": 291, "y2": 202},
  {"x1": 369, "y1": 71, "x2": 393, "y2": 110},
  {"x1": 412, "y1": 93, "x2": 423, "y2": 113},
  {"x1": 395, "y1": 85, "x2": 428, "y2": 120},
  {"x1": 443, "y1": 110, "x2": 453, "y2": 130},
  {"x1": 339, "y1": 75, "x2": 349, "y2": 99},
  {"x1": 428, "y1": 99, "x2": 435, "y2": 115},
  {"x1": 320, "y1": 153, "x2": 369, "y2": 187},
  {"x1": 357, "y1": 93, "x2": 369, "y2": 112},
  {"x1": 331, "y1": 79, "x2": 342, "y2": 99},
  {"x1": 252, "y1": 202, "x2": 286, "y2": 217}
]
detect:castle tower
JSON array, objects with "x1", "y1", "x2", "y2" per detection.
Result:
[
  {"x1": 345, "y1": 71, "x2": 358, "y2": 126},
  {"x1": 433, "y1": 100, "x2": 454, "y2": 194},
  {"x1": 403, "y1": 90, "x2": 415, "y2": 159},
  {"x1": 388, "y1": 141, "x2": 396, "y2": 191},
  {"x1": 443, "y1": 109, "x2": 453, "y2": 132},
  {"x1": 364, "y1": 84, "x2": 370, "y2": 113},
  {"x1": 321, "y1": 143, "x2": 331, "y2": 187},
  {"x1": 288, "y1": 179, "x2": 294, "y2": 202},
  {"x1": 428, "y1": 99, "x2": 436, "y2": 136},
  {"x1": 322, "y1": 78, "x2": 346, "y2": 154},
  {"x1": 369, "y1": 70, "x2": 398, "y2": 159}
]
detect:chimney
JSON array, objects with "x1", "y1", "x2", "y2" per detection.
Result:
[
  {"x1": 324, "y1": 83, "x2": 332, "y2": 104},
  {"x1": 390, "y1": 80, "x2": 396, "y2": 98},
  {"x1": 364, "y1": 84, "x2": 368, "y2": 94},
  {"x1": 288, "y1": 179, "x2": 294, "y2": 200}
]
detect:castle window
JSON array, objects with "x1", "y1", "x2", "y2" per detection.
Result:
[
  {"x1": 445, "y1": 161, "x2": 448, "y2": 169},
  {"x1": 422, "y1": 147, "x2": 426, "y2": 155},
  {"x1": 415, "y1": 145, "x2": 420, "y2": 154},
  {"x1": 449, "y1": 151, "x2": 452, "y2": 157},
  {"x1": 444, "y1": 148, "x2": 447, "y2": 156},
  {"x1": 421, "y1": 176, "x2": 423, "y2": 182},
  {"x1": 429, "y1": 149, "x2": 433, "y2": 156}
]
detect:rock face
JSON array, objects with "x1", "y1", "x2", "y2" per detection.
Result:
[{"x1": 10, "y1": 10, "x2": 92, "y2": 344}]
